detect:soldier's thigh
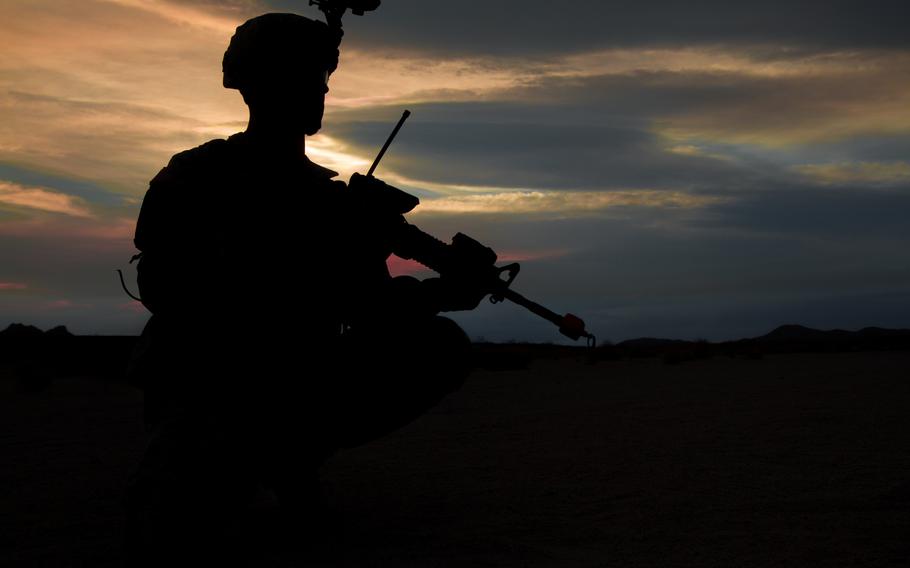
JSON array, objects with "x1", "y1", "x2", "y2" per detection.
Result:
[{"x1": 328, "y1": 316, "x2": 472, "y2": 447}]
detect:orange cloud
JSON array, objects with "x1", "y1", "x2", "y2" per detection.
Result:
[
  {"x1": 558, "y1": 47, "x2": 881, "y2": 80},
  {"x1": 793, "y1": 161, "x2": 910, "y2": 186},
  {"x1": 98, "y1": 0, "x2": 241, "y2": 34},
  {"x1": 0, "y1": 215, "x2": 134, "y2": 242},
  {"x1": 0, "y1": 0, "x2": 247, "y2": 193},
  {"x1": 0, "y1": 181, "x2": 94, "y2": 217},
  {"x1": 305, "y1": 134, "x2": 373, "y2": 181}
]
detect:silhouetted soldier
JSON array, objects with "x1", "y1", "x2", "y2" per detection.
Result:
[{"x1": 124, "y1": 12, "x2": 483, "y2": 566}]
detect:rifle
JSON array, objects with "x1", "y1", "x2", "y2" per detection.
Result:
[
  {"x1": 301, "y1": 1, "x2": 594, "y2": 345},
  {"x1": 349, "y1": 111, "x2": 596, "y2": 346}
]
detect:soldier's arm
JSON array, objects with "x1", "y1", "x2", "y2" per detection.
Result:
[{"x1": 134, "y1": 156, "x2": 218, "y2": 320}]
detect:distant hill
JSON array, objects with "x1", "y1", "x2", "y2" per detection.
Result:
[
  {"x1": 1, "y1": 323, "x2": 909, "y2": 383},
  {"x1": 0, "y1": 323, "x2": 136, "y2": 384},
  {"x1": 748, "y1": 324, "x2": 910, "y2": 351},
  {"x1": 597, "y1": 324, "x2": 910, "y2": 363},
  {"x1": 0, "y1": 323, "x2": 47, "y2": 339}
]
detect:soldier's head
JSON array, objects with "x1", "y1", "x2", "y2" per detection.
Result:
[{"x1": 223, "y1": 13, "x2": 341, "y2": 137}]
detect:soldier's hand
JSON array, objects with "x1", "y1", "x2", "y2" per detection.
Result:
[
  {"x1": 343, "y1": 174, "x2": 417, "y2": 261},
  {"x1": 347, "y1": 173, "x2": 418, "y2": 215},
  {"x1": 421, "y1": 274, "x2": 490, "y2": 312}
]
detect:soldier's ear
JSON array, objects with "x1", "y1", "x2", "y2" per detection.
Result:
[{"x1": 239, "y1": 86, "x2": 273, "y2": 112}]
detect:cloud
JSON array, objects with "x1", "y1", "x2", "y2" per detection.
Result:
[
  {"x1": 43, "y1": 299, "x2": 93, "y2": 310},
  {"x1": 413, "y1": 190, "x2": 725, "y2": 216},
  {"x1": 793, "y1": 161, "x2": 910, "y2": 186},
  {"x1": 327, "y1": 107, "x2": 756, "y2": 192},
  {"x1": 304, "y1": 134, "x2": 373, "y2": 180},
  {"x1": 0, "y1": 90, "x2": 228, "y2": 194},
  {"x1": 0, "y1": 0, "x2": 249, "y2": 195},
  {"x1": 118, "y1": 300, "x2": 147, "y2": 314},
  {"x1": 502, "y1": 54, "x2": 910, "y2": 147},
  {"x1": 0, "y1": 181, "x2": 94, "y2": 217},
  {"x1": 0, "y1": 214, "x2": 137, "y2": 305},
  {"x1": 270, "y1": 0, "x2": 910, "y2": 57},
  {"x1": 0, "y1": 282, "x2": 28, "y2": 290},
  {"x1": 320, "y1": 44, "x2": 910, "y2": 201},
  {"x1": 698, "y1": 185, "x2": 910, "y2": 241},
  {"x1": 0, "y1": 214, "x2": 135, "y2": 243},
  {"x1": 98, "y1": 0, "x2": 245, "y2": 33},
  {"x1": 386, "y1": 255, "x2": 428, "y2": 277},
  {"x1": 329, "y1": 46, "x2": 896, "y2": 111},
  {"x1": 0, "y1": 162, "x2": 129, "y2": 209}
]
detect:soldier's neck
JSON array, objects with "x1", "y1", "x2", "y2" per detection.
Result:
[{"x1": 243, "y1": 120, "x2": 307, "y2": 159}]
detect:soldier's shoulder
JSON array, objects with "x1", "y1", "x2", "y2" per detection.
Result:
[
  {"x1": 150, "y1": 138, "x2": 246, "y2": 187},
  {"x1": 165, "y1": 138, "x2": 237, "y2": 178}
]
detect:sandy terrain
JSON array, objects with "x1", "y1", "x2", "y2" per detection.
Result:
[{"x1": 2, "y1": 351, "x2": 909, "y2": 566}]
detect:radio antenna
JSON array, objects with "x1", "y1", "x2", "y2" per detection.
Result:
[{"x1": 367, "y1": 109, "x2": 410, "y2": 177}]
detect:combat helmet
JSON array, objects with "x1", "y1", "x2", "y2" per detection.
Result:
[{"x1": 222, "y1": 13, "x2": 342, "y2": 91}]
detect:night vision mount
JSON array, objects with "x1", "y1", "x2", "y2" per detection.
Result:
[{"x1": 309, "y1": 0, "x2": 381, "y2": 28}]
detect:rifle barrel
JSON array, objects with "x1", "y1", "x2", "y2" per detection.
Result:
[{"x1": 500, "y1": 288, "x2": 562, "y2": 328}]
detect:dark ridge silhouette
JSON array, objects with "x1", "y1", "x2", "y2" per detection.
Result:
[
  {"x1": 44, "y1": 324, "x2": 73, "y2": 338},
  {"x1": 0, "y1": 324, "x2": 73, "y2": 392},
  {"x1": 593, "y1": 325, "x2": 910, "y2": 363},
  {"x1": 758, "y1": 323, "x2": 828, "y2": 340},
  {"x1": 0, "y1": 323, "x2": 135, "y2": 381},
  {"x1": 3, "y1": 323, "x2": 910, "y2": 384},
  {"x1": 0, "y1": 322, "x2": 46, "y2": 338},
  {"x1": 747, "y1": 324, "x2": 910, "y2": 353},
  {"x1": 756, "y1": 323, "x2": 860, "y2": 344}
]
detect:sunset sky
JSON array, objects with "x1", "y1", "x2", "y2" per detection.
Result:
[{"x1": 1, "y1": 0, "x2": 909, "y2": 342}]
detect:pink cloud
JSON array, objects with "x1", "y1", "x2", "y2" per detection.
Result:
[
  {"x1": 0, "y1": 216, "x2": 134, "y2": 242},
  {"x1": 386, "y1": 248, "x2": 570, "y2": 277},
  {"x1": 0, "y1": 282, "x2": 28, "y2": 290},
  {"x1": 0, "y1": 180, "x2": 93, "y2": 217},
  {"x1": 43, "y1": 299, "x2": 92, "y2": 310},
  {"x1": 387, "y1": 255, "x2": 430, "y2": 276},
  {"x1": 119, "y1": 301, "x2": 147, "y2": 314}
]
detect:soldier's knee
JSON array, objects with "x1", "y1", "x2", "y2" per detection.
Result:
[
  {"x1": 421, "y1": 316, "x2": 472, "y2": 390},
  {"x1": 427, "y1": 316, "x2": 470, "y2": 350}
]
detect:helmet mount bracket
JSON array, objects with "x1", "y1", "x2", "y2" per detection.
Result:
[{"x1": 308, "y1": 0, "x2": 380, "y2": 30}]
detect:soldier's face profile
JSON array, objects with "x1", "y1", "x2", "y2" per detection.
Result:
[
  {"x1": 245, "y1": 69, "x2": 330, "y2": 137},
  {"x1": 293, "y1": 75, "x2": 329, "y2": 136}
]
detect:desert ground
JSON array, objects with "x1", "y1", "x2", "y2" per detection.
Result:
[{"x1": 2, "y1": 350, "x2": 909, "y2": 566}]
